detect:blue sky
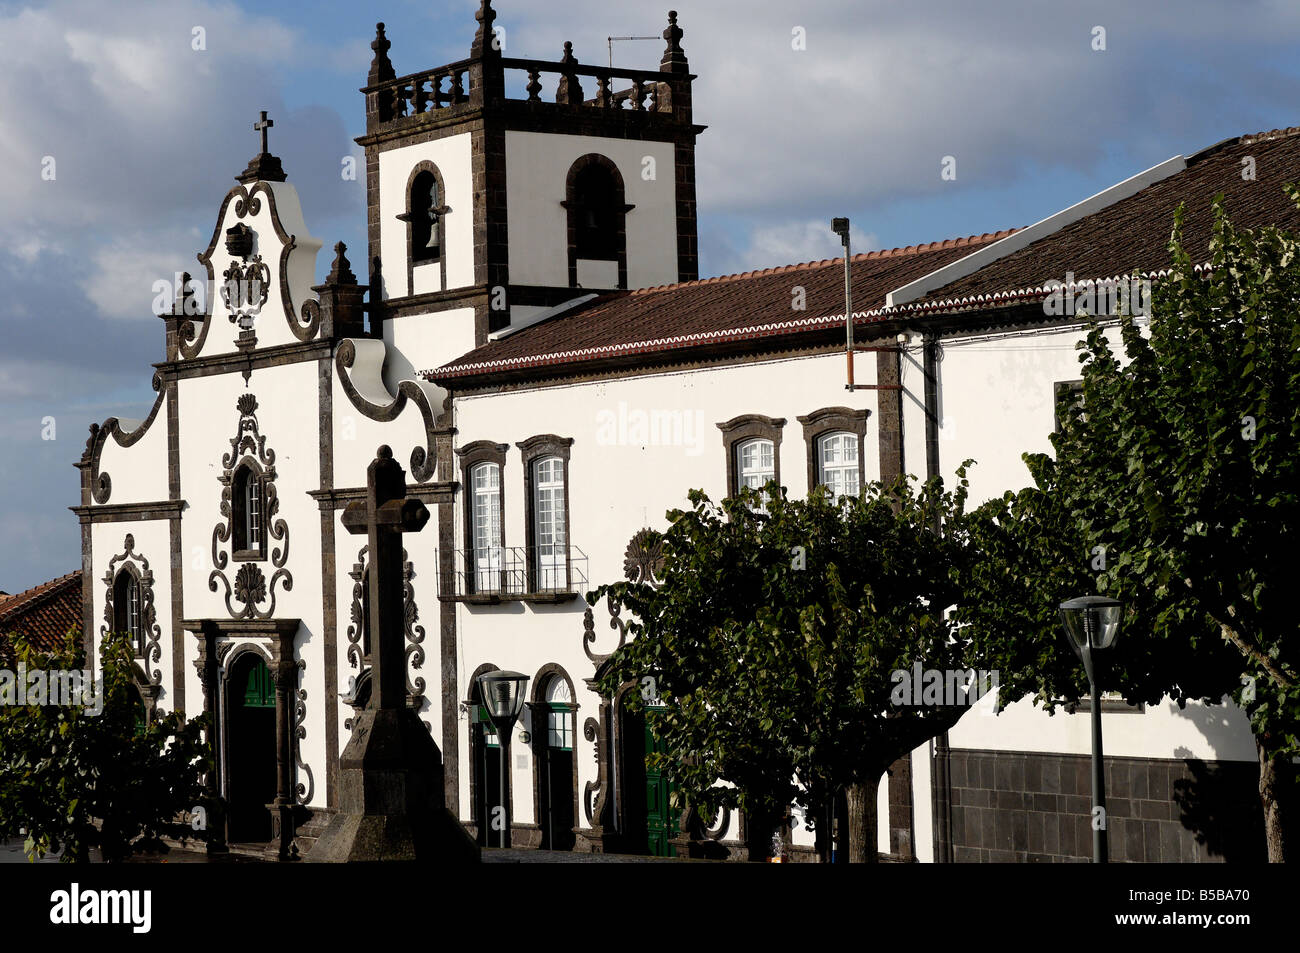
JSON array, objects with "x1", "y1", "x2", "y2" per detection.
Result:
[{"x1": 3, "y1": 0, "x2": 1300, "y2": 591}]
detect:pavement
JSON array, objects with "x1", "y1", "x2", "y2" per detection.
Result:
[
  {"x1": 2, "y1": 839, "x2": 695, "y2": 863},
  {"x1": 0, "y1": 840, "x2": 63, "y2": 864}
]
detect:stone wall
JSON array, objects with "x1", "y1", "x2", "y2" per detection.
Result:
[{"x1": 947, "y1": 748, "x2": 1263, "y2": 862}]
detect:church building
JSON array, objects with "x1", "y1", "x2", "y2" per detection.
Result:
[{"x1": 75, "y1": 2, "x2": 1289, "y2": 861}]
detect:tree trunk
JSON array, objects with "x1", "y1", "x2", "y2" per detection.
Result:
[
  {"x1": 846, "y1": 772, "x2": 881, "y2": 863},
  {"x1": 1258, "y1": 743, "x2": 1290, "y2": 863}
]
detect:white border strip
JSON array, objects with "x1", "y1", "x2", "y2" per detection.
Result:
[
  {"x1": 885, "y1": 155, "x2": 1187, "y2": 307},
  {"x1": 488, "y1": 294, "x2": 599, "y2": 341}
]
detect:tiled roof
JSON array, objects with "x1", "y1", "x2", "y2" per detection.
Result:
[
  {"x1": 899, "y1": 128, "x2": 1300, "y2": 314},
  {"x1": 0, "y1": 572, "x2": 82, "y2": 664},
  {"x1": 427, "y1": 231, "x2": 1018, "y2": 381}
]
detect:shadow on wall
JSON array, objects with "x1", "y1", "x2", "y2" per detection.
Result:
[
  {"x1": 1170, "y1": 746, "x2": 1265, "y2": 862},
  {"x1": 1169, "y1": 696, "x2": 1256, "y2": 761}
]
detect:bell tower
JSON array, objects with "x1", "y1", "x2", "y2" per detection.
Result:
[{"x1": 355, "y1": 3, "x2": 704, "y2": 373}]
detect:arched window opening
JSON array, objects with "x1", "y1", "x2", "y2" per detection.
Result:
[
  {"x1": 736, "y1": 437, "x2": 776, "y2": 513},
  {"x1": 573, "y1": 164, "x2": 619, "y2": 259},
  {"x1": 532, "y1": 455, "x2": 567, "y2": 591},
  {"x1": 232, "y1": 465, "x2": 266, "y2": 559},
  {"x1": 564, "y1": 156, "x2": 631, "y2": 290},
  {"x1": 469, "y1": 462, "x2": 503, "y2": 593},
  {"x1": 817, "y1": 431, "x2": 860, "y2": 501},
  {"x1": 409, "y1": 170, "x2": 443, "y2": 263},
  {"x1": 113, "y1": 569, "x2": 144, "y2": 658}
]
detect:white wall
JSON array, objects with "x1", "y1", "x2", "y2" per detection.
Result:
[
  {"x1": 378, "y1": 134, "x2": 475, "y2": 300},
  {"x1": 450, "y1": 351, "x2": 880, "y2": 837},
  {"x1": 505, "y1": 131, "x2": 679, "y2": 293}
]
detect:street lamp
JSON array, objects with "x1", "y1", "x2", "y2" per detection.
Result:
[
  {"x1": 1059, "y1": 595, "x2": 1123, "y2": 863},
  {"x1": 477, "y1": 670, "x2": 529, "y2": 849},
  {"x1": 831, "y1": 217, "x2": 854, "y2": 390}
]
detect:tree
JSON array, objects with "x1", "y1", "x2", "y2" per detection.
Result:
[
  {"x1": 962, "y1": 191, "x2": 1300, "y2": 862},
  {"x1": 593, "y1": 472, "x2": 1023, "y2": 862},
  {"x1": 0, "y1": 631, "x2": 211, "y2": 862}
]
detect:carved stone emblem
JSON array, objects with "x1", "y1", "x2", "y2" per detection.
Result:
[{"x1": 221, "y1": 254, "x2": 270, "y2": 330}]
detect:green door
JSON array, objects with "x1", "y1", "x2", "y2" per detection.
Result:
[{"x1": 644, "y1": 711, "x2": 676, "y2": 857}]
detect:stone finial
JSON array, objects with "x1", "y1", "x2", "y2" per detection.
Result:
[
  {"x1": 471, "y1": 0, "x2": 498, "y2": 57},
  {"x1": 369, "y1": 22, "x2": 395, "y2": 85},
  {"x1": 557, "y1": 41, "x2": 583, "y2": 104},
  {"x1": 325, "y1": 242, "x2": 357, "y2": 286},
  {"x1": 661, "y1": 10, "x2": 688, "y2": 72}
]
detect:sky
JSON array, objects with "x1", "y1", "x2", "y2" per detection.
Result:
[{"x1": 2, "y1": 0, "x2": 1300, "y2": 591}]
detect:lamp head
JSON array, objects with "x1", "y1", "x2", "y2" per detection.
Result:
[
  {"x1": 1059, "y1": 595, "x2": 1122, "y2": 658},
  {"x1": 831, "y1": 217, "x2": 851, "y2": 247},
  {"x1": 477, "y1": 670, "x2": 529, "y2": 726}
]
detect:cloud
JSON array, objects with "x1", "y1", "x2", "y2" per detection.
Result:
[
  {"x1": 79, "y1": 230, "x2": 202, "y2": 321},
  {"x1": 496, "y1": 0, "x2": 1300, "y2": 216}
]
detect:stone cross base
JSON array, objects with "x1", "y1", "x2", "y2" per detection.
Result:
[{"x1": 305, "y1": 708, "x2": 479, "y2": 863}]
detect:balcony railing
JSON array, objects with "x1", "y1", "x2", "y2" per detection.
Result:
[
  {"x1": 365, "y1": 55, "x2": 687, "y2": 127},
  {"x1": 440, "y1": 545, "x2": 588, "y2": 603}
]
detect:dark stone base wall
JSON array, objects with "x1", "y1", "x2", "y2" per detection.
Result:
[{"x1": 947, "y1": 748, "x2": 1264, "y2": 863}]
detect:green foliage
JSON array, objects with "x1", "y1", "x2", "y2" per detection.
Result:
[
  {"x1": 592, "y1": 471, "x2": 1028, "y2": 833},
  {"x1": 965, "y1": 188, "x2": 1300, "y2": 761},
  {"x1": 0, "y1": 630, "x2": 210, "y2": 862}
]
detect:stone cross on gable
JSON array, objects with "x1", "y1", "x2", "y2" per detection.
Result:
[
  {"x1": 341, "y1": 445, "x2": 429, "y2": 711},
  {"x1": 254, "y1": 111, "x2": 274, "y2": 155}
]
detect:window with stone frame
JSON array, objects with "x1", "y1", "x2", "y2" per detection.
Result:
[
  {"x1": 517, "y1": 435, "x2": 574, "y2": 594},
  {"x1": 563, "y1": 155, "x2": 633, "y2": 289},
  {"x1": 112, "y1": 568, "x2": 145, "y2": 658},
  {"x1": 469, "y1": 461, "x2": 504, "y2": 593},
  {"x1": 817, "y1": 432, "x2": 860, "y2": 500},
  {"x1": 232, "y1": 463, "x2": 267, "y2": 560},
  {"x1": 797, "y1": 407, "x2": 869, "y2": 502},
  {"x1": 405, "y1": 166, "x2": 447, "y2": 264},
  {"x1": 717, "y1": 414, "x2": 786, "y2": 512},
  {"x1": 457, "y1": 441, "x2": 509, "y2": 596}
]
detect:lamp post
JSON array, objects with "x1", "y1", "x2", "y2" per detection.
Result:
[
  {"x1": 477, "y1": 670, "x2": 529, "y2": 849},
  {"x1": 1059, "y1": 595, "x2": 1122, "y2": 863},
  {"x1": 832, "y1": 217, "x2": 853, "y2": 390}
]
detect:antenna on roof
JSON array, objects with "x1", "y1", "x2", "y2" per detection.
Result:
[{"x1": 607, "y1": 33, "x2": 661, "y2": 68}]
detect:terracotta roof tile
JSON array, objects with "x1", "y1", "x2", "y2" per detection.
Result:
[
  {"x1": 427, "y1": 230, "x2": 1018, "y2": 381},
  {"x1": 0, "y1": 572, "x2": 82, "y2": 665}
]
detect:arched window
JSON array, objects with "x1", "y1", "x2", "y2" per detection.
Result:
[
  {"x1": 798, "y1": 407, "x2": 867, "y2": 501},
  {"x1": 232, "y1": 464, "x2": 266, "y2": 559},
  {"x1": 112, "y1": 569, "x2": 144, "y2": 658},
  {"x1": 469, "y1": 462, "x2": 503, "y2": 593},
  {"x1": 573, "y1": 164, "x2": 618, "y2": 258},
  {"x1": 736, "y1": 437, "x2": 776, "y2": 513},
  {"x1": 718, "y1": 414, "x2": 786, "y2": 511},
  {"x1": 532, "y1": 455, "x2": 567, "y2": 591},
  {"x1": 817, "y1": 431, "x2": 860, "y2": 501},
  {"x1": 409, "y1": 169, "x2": 443, "y2": 263},
  {"x1": 564, "y1": 155, "x2": 631, "y2": 289}
]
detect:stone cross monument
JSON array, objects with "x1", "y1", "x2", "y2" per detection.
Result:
[{"x1": 307, "y1": 446, "x2": 478, "y2": 862}]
